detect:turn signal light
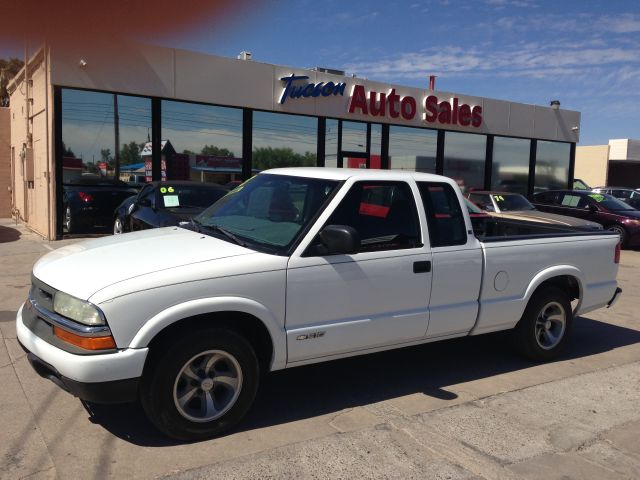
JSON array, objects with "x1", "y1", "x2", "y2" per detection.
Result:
[
  {"x1": 614, "y1": 242, "x2": 621, "y2": 264},
  {"x1": 54, "y1": 326, "x2": 116, "y2": 350}
]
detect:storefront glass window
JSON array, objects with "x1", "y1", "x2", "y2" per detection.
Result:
[
  {"x1": 491, "y1": 136, "x2": 531, "y2": 194},
  {"x1": 252, "y1": 111, "x2": 317, "y2": 170},
  {"x1": 443, "y1": 131, "x2": 487, "y2": 193},
  {"x1": 389, "y1": 126, "x2": 437, "y2": 174},
  {"x1": 325, "y1": 119, "x2": 339, "y2": 168},
  {"x1": 162, "y1": 100, "x2": 243, "y2": 186},
  {"x1": 534, "y1": 141, "x2": 571, "y2": 193},
  {"x1": 341, "y1": 121, "x2": 367, "y2": 153},
  {"x1": 61, "y1": 88, "x2": 151, "y2": 234}
]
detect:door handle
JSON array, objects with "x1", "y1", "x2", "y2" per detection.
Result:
[{"x1": 413, "y1": 261, "x2": 431, "y2": 273}]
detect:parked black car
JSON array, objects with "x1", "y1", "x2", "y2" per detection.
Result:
[
  {"x1": 113, "y1": 181, "x2": 229, "y2": 234},
  {"x1": 63, "y1": 176, "x2": 138, "y2": 234},
  {"x1": 531, "y1": 189, "x2": 640, "y2": 248}
]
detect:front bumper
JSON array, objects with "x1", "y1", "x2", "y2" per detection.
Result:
[
  {"x1": 20, "y1": 342, "x2": 139, "y2": 403},
  {"x1": 16, "y1": 304, "x2": 148, "y2": 403}
]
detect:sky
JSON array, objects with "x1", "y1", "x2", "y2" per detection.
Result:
[
  {"x1": 155, "y1": 0, "x2": 640, "y2": 146},
  {"x1": 3, "y1": 0, "x2": 639, "y2": 146}
]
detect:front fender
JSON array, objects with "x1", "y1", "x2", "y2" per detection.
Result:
[{"x1": 128, "y1": 296, "x2": 287, "y2": 371}]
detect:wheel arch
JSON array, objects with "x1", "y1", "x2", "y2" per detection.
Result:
[
  {"x1": 524, "y1": 266, "x2": 584, "y2": 315},
  {"x1": 129, "y1": 297, "x2": 286, "y2": 371}
]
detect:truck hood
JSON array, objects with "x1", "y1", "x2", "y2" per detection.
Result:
[
  {"x1": 498, "y1": 211, "x2": 602, "y2": 229},
  {"x1": 33, "y1": 227, "x2": 254, "y2": 300}
]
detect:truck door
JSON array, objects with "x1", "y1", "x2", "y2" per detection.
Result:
[
  {"x1": 285, "y1": 180, "x2": 432, "y2": 363},
  {"x1": 416, "y1": 182, "x2": 483, "y2": 338}
]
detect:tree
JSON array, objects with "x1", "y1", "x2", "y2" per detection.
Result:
[
  {"x1": 62, "y1": 142, "x2": 76, "y2": 158},
  {"x1": 252, "y1": 146, "x2": 316, "y2": 170},
  {"x1": 200, "y1": 144, "x2": 235, "y2": 157},
  {"x1": 100, "y1": 148, "x2": 112, "y2": 162},
  {"x1": 119, "y1": 141, "x2": 141, "y2": 165},
  {"x1": 0, "y1": 58, "x2": 24, "y2": 107}
]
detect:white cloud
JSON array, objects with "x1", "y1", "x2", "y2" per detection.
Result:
[{"x1": 345, "y1": 42, "x2": 640, "y2": 81}]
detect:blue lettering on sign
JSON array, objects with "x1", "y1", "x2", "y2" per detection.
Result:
[{"x1": 279, "y1": 74, "x2": 347, "y2": 104}]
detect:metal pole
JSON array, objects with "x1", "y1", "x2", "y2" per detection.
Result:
[{"x1": 113, "y1": 95, "x2": 120, "y2": 179}]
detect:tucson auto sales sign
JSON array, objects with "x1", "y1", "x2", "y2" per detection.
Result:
[{"x1": 278, "y1": 74, "x2": 483, "y2": 128}]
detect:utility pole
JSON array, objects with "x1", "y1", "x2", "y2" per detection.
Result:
[{"x1": 114, "y1": 94, "x2": 120, "y2": 179}]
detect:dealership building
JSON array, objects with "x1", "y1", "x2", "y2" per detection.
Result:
[{"x1": 6, "y1": 44, "x2": 580, "y2": 239}]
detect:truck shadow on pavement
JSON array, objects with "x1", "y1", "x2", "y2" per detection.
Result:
[{"x1": 85, "y1": 316, "x2": 640, "y2": 446}]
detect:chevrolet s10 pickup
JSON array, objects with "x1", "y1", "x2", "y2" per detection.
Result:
[{"x1": 17, "y1": 168, "x2": 622, "y2": 440}]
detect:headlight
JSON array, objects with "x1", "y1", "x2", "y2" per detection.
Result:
[{"x1": 53, "y1": 291, "x2": 105, "y2": 326}]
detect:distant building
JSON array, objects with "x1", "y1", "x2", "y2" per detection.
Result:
[
  {"x1": 7, "y1": 44, "x2": 580, "y2": 239},
  {"x1": 575, "y1": 139, "x2": 640, "y2": 188}
]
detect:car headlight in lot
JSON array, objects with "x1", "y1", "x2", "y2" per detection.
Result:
[{"x1": 53, "y1": 291, "x2": 105, "y2": 326}]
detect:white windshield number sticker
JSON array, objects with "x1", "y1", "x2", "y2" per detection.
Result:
[{"x1": 163, "y1": 195, "x2": 180, "y2": 207}]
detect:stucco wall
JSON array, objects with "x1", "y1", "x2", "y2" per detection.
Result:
[
  {"x1": 0, "y1": 108, "x2": 10, "y2": 217},
  {"x1": 9, "y1": 50, "x2": 53, "y2": 238},
  {"x1": 575, "y1": 145, "x2": 609, "y2": 187}
]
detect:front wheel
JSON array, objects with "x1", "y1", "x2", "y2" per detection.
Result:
[
  {"x1": 513, "y1": 286, "x2": 572, "y2": 361},
  {"x1": 140, "y1": 328, "x2": 259, "y2": 441},
  {"x1": 113, "y1": 217, "x2": 125, "y2": 235}
]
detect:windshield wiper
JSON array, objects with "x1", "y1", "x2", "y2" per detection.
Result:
[{"x1": 192, "y1": 219, "x2": 247, "y2": 247}]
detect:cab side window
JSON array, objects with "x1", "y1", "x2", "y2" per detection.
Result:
[
  {"x1": 324, "y1": 181, "x2": 421, "y2": 253},
  {"x1": 418, "y1": 182, "x2": 467, "y2": 247}
]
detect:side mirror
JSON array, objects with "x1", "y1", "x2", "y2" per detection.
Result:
[
  {"x1": 588, "y1": 204, "x2": 598, "y2": 213},
  {"x1": 317, "y1": 225, "x2": 360, "y2": 255}
]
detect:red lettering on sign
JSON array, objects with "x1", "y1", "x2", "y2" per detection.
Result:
[
  {"x1": 424, "y1": 95, "x2": 438, "y2": 122},
  {"x1": 438, "y1": 101, "x2": 452, "y2": 124},
  {"x1": 471, "y1": 106, "x2": 483, "y2": 127},
  {"x1": 388, "y1": 89, "x2": 400, "y2": 118},
  {"x1": 458, "y1": 104, "x2": 471, "y2": 126},
  {"x1": 348, "y1": 85, "x2": 368, "y2": 114},
  {"x1": 369, "y1": 91, "x2": 386, "y2": 116},
  {"x1": 400, "y1": 96, "x2": 416, "y2": 120}
]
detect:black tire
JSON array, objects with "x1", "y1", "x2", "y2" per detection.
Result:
[
  {"x1": 607, "y1": 225, "x2": 627, "y2": 248},
  {"x1": 140, "y1": 328, "x2": 259, "y2": 441},
  {"x1": 513, "y1": 286, "x2": 573, "y2": 361}
]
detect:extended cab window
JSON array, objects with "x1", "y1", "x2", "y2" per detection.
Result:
[
  {"x1": 324, "y1": 181, "x2": 421, "y2": 252},
  {"x1": 418, "y1": 182, "x2": 467, "y2": 247}
]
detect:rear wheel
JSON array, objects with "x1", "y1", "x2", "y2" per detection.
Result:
[
  {"x1": 607, "y1": 225, "x2": 627, "y2": 248},
  {"x1": 513, "y1": 286, "x2": 572, "y2": 361},
  {"x1": 140, "y1": 328, "x2": 259, "y2": 441}
]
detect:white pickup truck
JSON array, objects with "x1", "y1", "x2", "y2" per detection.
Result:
[{"x1": 17, "y1": 168, "x2": 622, "y2": 440}]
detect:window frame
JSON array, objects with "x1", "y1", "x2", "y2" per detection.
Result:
[
  {"x1": 313, "y1": 180, "x2": 423, "y2": 255},
  {"x1": 417, "y1": 181, "x2": 469, "y2": 248}
]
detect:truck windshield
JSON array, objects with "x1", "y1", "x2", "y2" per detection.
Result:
[
  {"x1": 193, "y1": 174, "x2": 340, "y2": 254},
  {"x1": 492, "y1": 194, "x2": 535, "y2": 211}
]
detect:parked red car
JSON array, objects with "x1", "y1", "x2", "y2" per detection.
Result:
[{"x1": 532, "y1": 190, "x2": 640, "y2": 248}]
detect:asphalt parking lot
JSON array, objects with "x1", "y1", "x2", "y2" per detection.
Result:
[{"x1": 1, "y1": 218, "x2": 639, "y2": 480}]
